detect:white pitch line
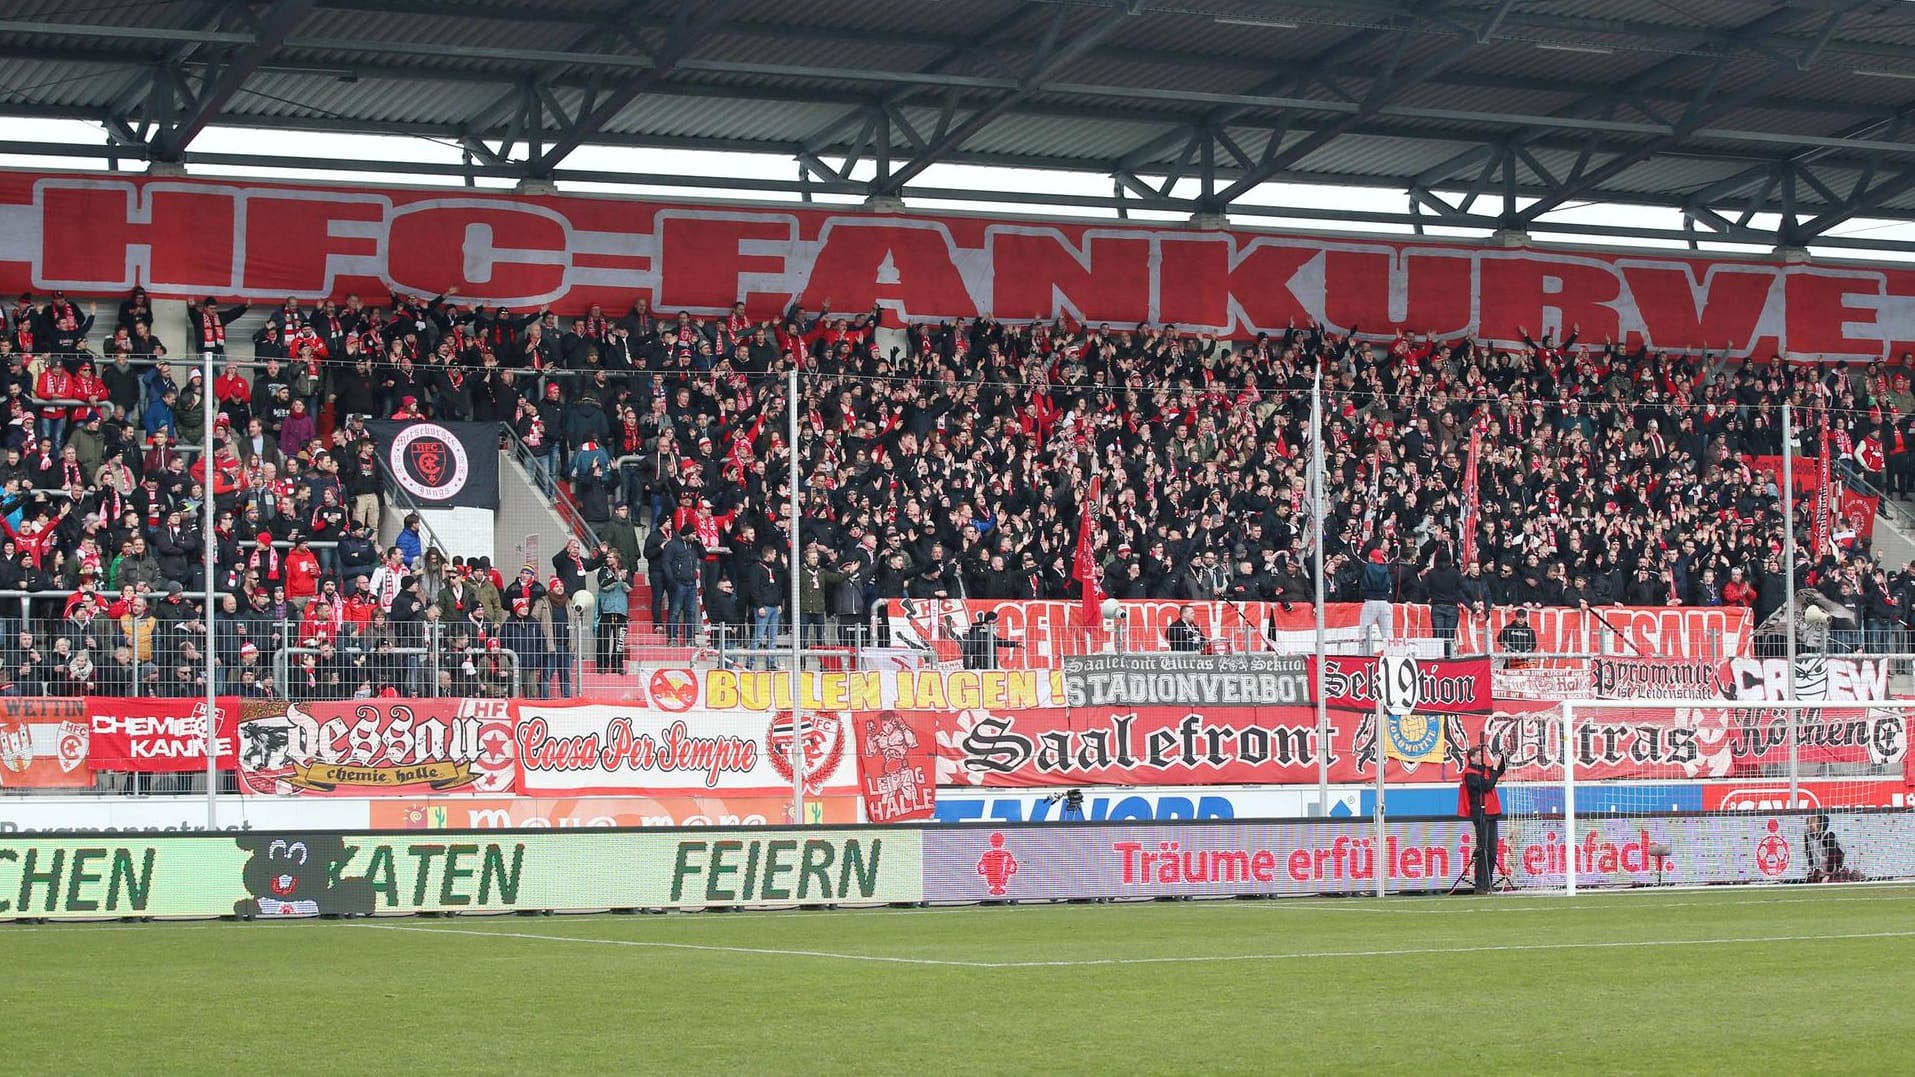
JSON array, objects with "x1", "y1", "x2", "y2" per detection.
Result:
[
  {"x1": 349, "y1": 922, "x2": 1001, "y2": 967},
  {"x1": 349, "y1": 922, "x2": 1915, "y2": 970}
]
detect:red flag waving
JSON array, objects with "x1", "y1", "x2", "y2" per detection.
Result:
[{"x1": 1075, "y1": 475, "x2": 1105, "y2": 627}]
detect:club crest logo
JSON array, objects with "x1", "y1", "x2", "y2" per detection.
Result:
[
  {"x1": 56, "y1": 720, "x2": 88, "y2": 773},
  {"x1": 387, "y1": 423, "x2": 470, "y2": 501},
  {"x1": 766, "y1": 711, "x2": 846, "y2": 795}
]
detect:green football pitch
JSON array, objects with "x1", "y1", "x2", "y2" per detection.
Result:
[{"x1": 7, "y1": 885, "x2": 1913, "y2": 1075}]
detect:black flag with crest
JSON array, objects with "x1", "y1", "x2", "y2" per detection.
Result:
[{"x1": 364, "y1": 421, "x2": 500, "y2": 508}]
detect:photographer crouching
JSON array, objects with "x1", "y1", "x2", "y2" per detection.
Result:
[{"x1": 1458, "y1": 745, "x2": 1507, "y2": 893}]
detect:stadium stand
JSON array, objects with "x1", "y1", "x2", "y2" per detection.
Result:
[{"x1": 2, "y1": 284, "x2": 1912, "y2": 704}]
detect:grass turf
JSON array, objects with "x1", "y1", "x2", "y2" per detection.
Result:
[{"x1": 5, "y1": 885, "x2": 1913, "y2": 1075}]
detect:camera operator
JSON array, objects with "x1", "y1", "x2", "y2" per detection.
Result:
[{"x1": 1457, "y1": 744, "x2": 1507, "y2": 893}]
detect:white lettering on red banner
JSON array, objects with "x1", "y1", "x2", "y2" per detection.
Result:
[{"x1": 5, "y1": 173, "x2": 1914, "y2": 356}]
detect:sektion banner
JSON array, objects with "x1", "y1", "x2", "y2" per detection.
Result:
[
  {"x1": 9, "y1": 172, "x2": 1915, "y2": 357},
  {"x1": 363, "y1": 420, "x2": 500, "y2": 508},
  {"x1": 1312, "y1": 656, "x2": 1492, "y2": 713}
]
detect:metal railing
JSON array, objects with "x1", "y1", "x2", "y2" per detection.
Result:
[
  {"x1": 274, "y1": 642, "x2": 526, "y2": 699},
  {"x1": 504, "y1": 420, "x2": 602, "y2": 551}
]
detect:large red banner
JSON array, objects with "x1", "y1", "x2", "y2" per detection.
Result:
[
  {"x1": 855, "y1": 710, "x2": 938, "y2": 824},
  {"x1": 932, "y1": 700, "x2": 1907, "y2": 789},
  {"x1": 87, "y1": 697, "x2": 239, "y2": 772},
  {"x1": 4, "y1": 172, "x2": 1914, "y2": 356},
  {"x1": 890, "y1": 599, "x2": 1749, "y2": 666}
]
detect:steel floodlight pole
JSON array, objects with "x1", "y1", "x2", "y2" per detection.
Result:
[
  {"x1": 788, "y1": 365, "x2": 805, "y2": 826},
  {"x1": 1783, "y1": 402, "x2": 1799, "y2": 808},
  {"x1": 1312, "y1": 368, "x2": 1330, "y2": 813},
  {"x1": 203, "y1": 346, "x2": 219, "y2": 827}
]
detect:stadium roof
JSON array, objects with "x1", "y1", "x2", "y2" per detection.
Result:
[{"x1": 4, "y1": 0, "x2": 1915, "y2": 251}]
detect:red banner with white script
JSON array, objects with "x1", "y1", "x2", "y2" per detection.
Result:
[
  {"x1": 932, "y1": 699, "x2": 1906, "y2": 789},
  {"x1": 87, "y1": 696, "x2": 239, "y2": 772},
  {"x1": 888, "y1": 599, "x2": 1749, "y2": 667},
  {"x1": 5, "y1": 172, "x2": 1915, "y2": 357}
]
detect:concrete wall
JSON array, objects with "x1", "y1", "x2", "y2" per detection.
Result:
[{"x1": 497, "y1": 452, "x2": 579, "y2": 585}]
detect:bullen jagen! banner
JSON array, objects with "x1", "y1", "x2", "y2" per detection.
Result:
[{"x1": 1060, "y1": 653, "x2": 1309, "y2": 708}]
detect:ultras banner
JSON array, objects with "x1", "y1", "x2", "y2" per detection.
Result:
[
  {"x1": 362, "y1": 420, "x2": 499, "y2": 508},
  {"x1": 8, "y1": 172, "x2": 1915, "y2": 356},
  {"x1": 0, "y1": 827, "x2": 920, "y2": 920},
  {"x1": 886, "y1": 600, "x2": 1750, "y2": 666}
]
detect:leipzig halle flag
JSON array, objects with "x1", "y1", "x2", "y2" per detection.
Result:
[{"x1": 364, "y1": 421, "x2": 500, "y2": 508}]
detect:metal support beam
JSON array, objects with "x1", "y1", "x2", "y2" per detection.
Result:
[
  {"x1": 150, "y1": 0, "x2": 319, "y2": 161},
  {"x1": 870, "y1": 0, "x2": 1141, "y2": 197},
  {"x1": 525, "y1": 0, "x2": 746, "y2": 176},
  {"x1": 1515, "y1": 5, "x2": 1859, "y2": 224}
]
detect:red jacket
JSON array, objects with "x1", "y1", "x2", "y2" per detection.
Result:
[
  {"x1": 1457, "y1": 761, "x2": 1504, "y2": 818},
  {"x1": 285, "y1": 548, "x2": 322, "y2": 599}
]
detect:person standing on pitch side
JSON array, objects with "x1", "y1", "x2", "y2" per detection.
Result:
[{"x1": 1458, "y1": 744, "x2": 1508, "y2": 894}]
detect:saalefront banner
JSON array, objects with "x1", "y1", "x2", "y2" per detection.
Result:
[{"x1": 7, "y1": 172, "x2": 1914, "y2": 355}]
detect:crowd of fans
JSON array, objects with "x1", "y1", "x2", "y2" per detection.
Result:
[
  {"x1": 4, "y1": 282, "x2": 1913, "y2": 698},
  {"x1": 540, "y1": 300, "x2": 1915, "y2": 655},
  {"x1": 0, "y1": 288, "x2": 596, "y2": 699}
]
